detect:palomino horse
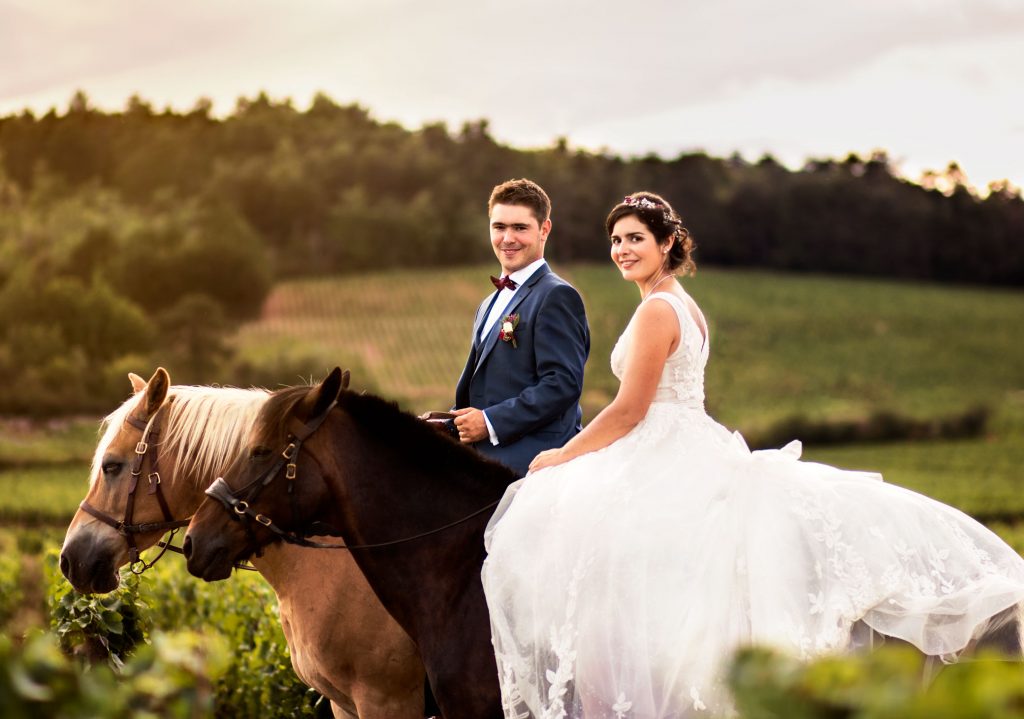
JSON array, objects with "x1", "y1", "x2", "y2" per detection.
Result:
[
  {"x1": 184, "y1": 368, "x2": 517, "y2": 719},
  {"x1": 60, "y1": 368, "x2": 426, "y2": 719}
]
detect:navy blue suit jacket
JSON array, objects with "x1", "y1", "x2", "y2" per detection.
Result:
[{"x1": 454, "y1": 264, "x2": 590, "y2": 478}]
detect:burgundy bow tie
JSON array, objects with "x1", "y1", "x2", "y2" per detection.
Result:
[{"x1": 491, "y1": 275, "x2": 518, "y2": 291}]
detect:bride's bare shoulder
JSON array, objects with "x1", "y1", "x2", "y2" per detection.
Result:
[{"x1": 646, "y1": 289, "x2": 708, "y2": 344}]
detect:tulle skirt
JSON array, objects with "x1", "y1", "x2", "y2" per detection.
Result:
[{"x1": 481, "y1": 403, "x2": 1024, "y2": 718}]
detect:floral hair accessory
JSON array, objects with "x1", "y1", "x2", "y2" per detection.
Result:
[
  {"x1": 498, "y1": 313, "x2": 520, "y2": 348},
  {"x1": 623, "y1": 196, "x2": 662, "y2": 210}
]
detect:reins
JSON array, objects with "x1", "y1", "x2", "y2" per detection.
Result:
[{"x1": 205, "y1": 398, "x2": 502, "y2": 552}]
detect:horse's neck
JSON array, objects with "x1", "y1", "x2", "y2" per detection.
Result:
[
  {"x1": 315, "y1": 417, "x2": 495, "y2": 626},
  {"x1": 250, "y1": 544, "x2": 317, "y2": 598},
  {"x1": 322, "y1": 414, "x2": 503, "y2": 533}
]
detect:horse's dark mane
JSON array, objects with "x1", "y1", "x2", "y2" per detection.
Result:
[{"x1": 259, "y1": 386, "x2": 517, "y2": 491}]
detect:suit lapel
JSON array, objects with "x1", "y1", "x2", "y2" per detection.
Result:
[
  {"x1": 473, "y1": 292, "x2": 500, "y2": 348},
  {"x1": 473, "y1": 265, "x2": 550, "y2": 375}
]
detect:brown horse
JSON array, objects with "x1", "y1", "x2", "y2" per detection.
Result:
[
  {"x1": 60, "y1": 368, "x2": 426, "y2": 719},
  {"x1": 184, "y1": 367, "x2": 517, "y2": 719}
]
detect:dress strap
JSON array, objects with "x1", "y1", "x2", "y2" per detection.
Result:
[{"x1": 645, "y1": 291, "x2": 708, "y2": 350}]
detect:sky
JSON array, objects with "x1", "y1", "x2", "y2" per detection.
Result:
[{"x1": 2, "y1": 0, "x2": 1023, "y2": 190}]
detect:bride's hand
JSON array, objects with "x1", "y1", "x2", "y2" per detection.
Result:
[{"x1": 528, "y1": 448, "x2": 570, "y2": 473}]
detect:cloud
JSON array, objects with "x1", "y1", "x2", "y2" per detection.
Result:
[{"x1": 1, "y1": 0, "x2": 1022, "y2": 185}]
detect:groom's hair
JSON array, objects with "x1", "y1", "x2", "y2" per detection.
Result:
[{"x1": 488, "y1": 179, "x2": 551, "y2": 225}]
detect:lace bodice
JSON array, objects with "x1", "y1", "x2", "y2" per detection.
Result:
[{"x1": 610, "y1": 291, "x2": 709, "y2": 410}]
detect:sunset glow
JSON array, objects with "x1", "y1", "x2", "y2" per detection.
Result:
[{"x1": 2, "y1": 0, "x2": 1022, "y2": 188}]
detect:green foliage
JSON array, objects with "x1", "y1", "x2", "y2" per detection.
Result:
[
  {"x1": 0, "y1": 532, "x2": 23, "y2": 627},
  {"x1": 746, "y1": 404, "x2": 990, "y2": 449},
  {"x1": 3, "y1": 94, "x2": 1022, "y2": 287},
  {"x1": 0, "y1": 166, "x2": 271, "y2": 416},
  {"x1": 3, "y1": 93, "x2": 1022, "y2": 418},
  {"x1": 108, "y1": 199, "x2": 271, "y2": 319},
  {"x1": 728, "y1": 644, "x2": 1024, "y2": 718},
  {"x1": 0, "y1": 629, "x2": 228, "y2": 718},
  {"x1": 45, "y1": 551, "x2": 148, "y2": 667},
  {"x1": 41, "y1": 548, "x2": 319, "y2": 717},
  {"x1": 135, "y1": 557, "x2": 320, "y2": 718},
  {"x1": 0, "y1": 465, "x2": 87, "y2": 525},
  {"x1": 155, "y1": 293, "x2": 232, "y2": 383},
  {"x1": 0, "y1": 270, "x2": 154, "y2": 415}
]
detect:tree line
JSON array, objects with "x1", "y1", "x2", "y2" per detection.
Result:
[
  {"x1": 0, "y1": 90, "x2": 1021, "y2": 415},
  {"x1": 3, "y1": 90, "x2": 1022, "y2": 283}
]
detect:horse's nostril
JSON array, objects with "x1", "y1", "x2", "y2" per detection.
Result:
[
  {"x1": 59, "y1": 551, "x2": 70, "y2": 579},
  {"x1": 182, "y1": 535, "x2": 193, "y2": 560}
]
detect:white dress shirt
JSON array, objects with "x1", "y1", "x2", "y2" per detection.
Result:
[{"x1": 480, "y1": 258, "x2": 548, "y2": 444}]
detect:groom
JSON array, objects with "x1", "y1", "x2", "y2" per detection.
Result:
[{"x1": 450, "y1": 178, "x2": 590, "y2": 478}]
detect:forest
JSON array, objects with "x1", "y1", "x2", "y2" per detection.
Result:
[{"x1": 0, "y1": 90, "x2": 1022, "y2": 415}]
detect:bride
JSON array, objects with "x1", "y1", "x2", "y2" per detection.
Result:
[{"x1": 480, "y1": 192, "x2": 1024, "y2": 718}]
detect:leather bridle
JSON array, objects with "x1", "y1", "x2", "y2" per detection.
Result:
[
  {"x1": 204, "y1": 400, "x2": 500, "y2": 552},
  {"x1": 78, "y1": 403, "x2": 191, "y2": 574}
]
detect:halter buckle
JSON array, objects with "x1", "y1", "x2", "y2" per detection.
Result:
[
  {"x1": 282, "y1": 442, "x2": 297, "y2": 459},
  {"x1": 285, "y1": 463, "x2": 297, "y2": 480},
  {"x1": 148, "y1": 472, "x2": 161, "y2": 485},
  {"x1": 255, "y1": 514, "x2": 272, "y2": 526},
  {"x1": 135, "y1": 441, "x2": 148, "y2": 455}
]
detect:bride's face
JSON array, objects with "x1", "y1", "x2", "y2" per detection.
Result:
[{"x1": 610, "y1": 215, "x2": 665, "y2": 283}]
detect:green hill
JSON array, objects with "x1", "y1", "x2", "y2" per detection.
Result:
[
  {"x1": 228, "y1": 264, "x2": 1024, "y2": 517},
  {"x1": 233, "y1": 264, "x2": 1024, "y2": 427}
]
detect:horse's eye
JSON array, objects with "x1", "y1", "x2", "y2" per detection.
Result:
[
  {"x1": 249, "y1": 446, "x2": 273, "y2": 461},
  {"x1": 102, "y1": 462, "x2": 123, "y2": 476}
]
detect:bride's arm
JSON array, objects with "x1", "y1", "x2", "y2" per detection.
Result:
[{"x1": 529, "y1": 299, "x2": 679, "y2": 472}]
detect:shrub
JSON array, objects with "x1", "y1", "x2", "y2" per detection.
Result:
[
  {"x1": 44, "y1": 548, "x2": 320, "y2": 717},
  {"x1": 0, "y1": 629, "x2": 228, "y2": 718},
  {"x1": 728, "y1": 644, "x2": 1024, "y2": 718},
  {"x1": 45, "y1": 551, "x2": 148, "y2": 667},
  {"x1": 0, "y1": 533, "x2": 22, "y2": 627}
]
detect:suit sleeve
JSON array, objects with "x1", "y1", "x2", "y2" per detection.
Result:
[{"x1": 485, "y1": 284, "x2": 589, "y2": 444}]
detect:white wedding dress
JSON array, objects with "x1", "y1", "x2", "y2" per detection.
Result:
[{"x1": 481, "y1": 291, "x2": 1024, "y2": 718}]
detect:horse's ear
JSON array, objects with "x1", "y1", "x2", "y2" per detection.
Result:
[
  {"x1": 341, "y1": 369, "x2": 351, "y2": 391},
  {"x1": 298, "y1": 368, "x2": 342, "y2": 421},
  {"x1": 143, "y1": 367, "x2": 170, "y2": 417},
  {"x1": 128, "y1": 372, "x2": 147, "y2": 394}
]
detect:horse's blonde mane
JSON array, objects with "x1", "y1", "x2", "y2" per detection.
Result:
[{"x1": 91, "y1": 385, "x2": 269, "y2": 489}]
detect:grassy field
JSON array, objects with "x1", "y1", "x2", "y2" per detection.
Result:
[
  {"x1": 233, "y1": 264, "x2": 1024, "y2": 431},
  {"x1": 1, "y1": 263, "x2": 1020, "y2": 527},
  {"x1": 0, "y1": 465, "x2": 88, "y2": 525},
  {"x1": 0, "y1": 417, "x2": 98, "y2": 468},
  {"x1": 804, "y1": 407, "x2": 1024, "y2": 519},
  {"x1": 1, "y1": 264, "x2": 1022, "y2": 643},
  {"x1": 224, "y1": 263, "x2": 1024, "y2": 519}
]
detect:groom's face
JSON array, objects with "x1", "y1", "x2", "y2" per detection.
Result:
[{"x1": 490, "y1": 203, "x2": 550, "y2": 275}]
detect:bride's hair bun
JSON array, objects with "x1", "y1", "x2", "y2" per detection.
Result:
[{"x1": 606, "y1": 192, "x2": 696, "y2": 276}]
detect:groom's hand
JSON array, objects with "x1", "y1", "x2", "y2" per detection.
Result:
[{"x1": 451, "y1": 407, "x2": 488, "y2": 444}]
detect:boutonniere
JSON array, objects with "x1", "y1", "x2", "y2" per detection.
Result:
[{"x1": 498, "y1": 313, "x2": 520, "y2": 348}]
